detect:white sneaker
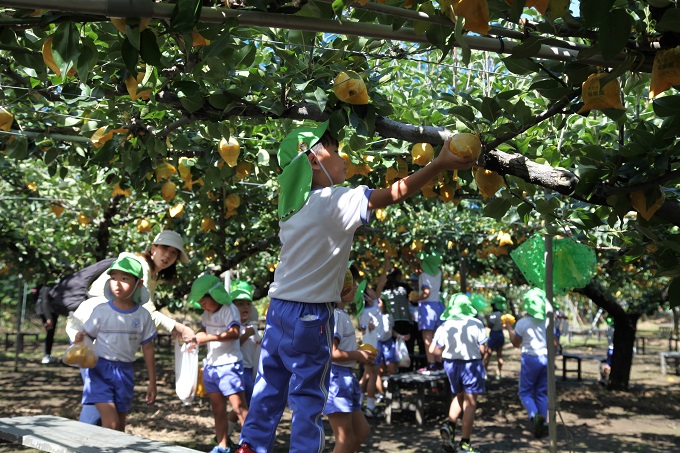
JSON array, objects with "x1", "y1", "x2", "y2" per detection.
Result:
[{"x1": 41, "y1": 355, "x2": 58, "y2": 364}]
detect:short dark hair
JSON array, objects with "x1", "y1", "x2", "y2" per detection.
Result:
[{"x1": 311, "y1": 130, "x2": 338, "y2": 152}]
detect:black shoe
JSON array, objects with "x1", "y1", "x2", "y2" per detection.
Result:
[
  {"x1": 533, "y1": 414, "x2": 546, "y2": 438},
  {"x1": 440, "y1": 423, "x2": 456, "y2": 452}
]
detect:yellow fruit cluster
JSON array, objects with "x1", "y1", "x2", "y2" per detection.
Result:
[
  {"x1": 219, "y1": 137, "x2": 240, "y2": 167},
  {"x1": 630, "y1": 189, "x2": 665, "y2": 221}
]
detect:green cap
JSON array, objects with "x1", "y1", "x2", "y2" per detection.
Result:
[
  {"x1": 354, "y1": 279, "x2": 368, "y2": 315},
  {"x1": 277, "y1": 120, "x2": 330, "y2": 221},
  {"x1": 469, "y1": 293, "x2": 488, "y2": 312},
  {"x1": 491, "y1": 295, "x2": 507, "y2": 311},
  {"x1": 522, "y1": 287, "x2": 547, "y2": 320},
  {"x1": 108, "y1": 254, "x2": 143, "y2": 279},
  {"x1": 230, "y1": 280, "x2": 254, "y2": 302},
  {"x1": 188, "y1": 274, "x2": 231, "y2": 309},
  {"x1": 441, "y1": 293, "x2": 477, "y2": 320},
  {"x1": 420, "y1": 251, "x2": 442, "y2": 276}
]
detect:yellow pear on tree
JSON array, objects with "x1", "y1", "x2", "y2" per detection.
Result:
[
  {"x1": 448, "y1": 133, "x2": 482, "y2": 159},
  {"x1": 219, "y1": 137, "x2": 240, "y2": 167},
  {"x1": 630, "y1": 189, "x2": 665, "y2": 221},
  {"x1": 77, "y1": 213, "x2": 91, "y2": 226},
  {"x1": 0, "y1": 107, "x2": 14, "y2": 131},
  {"x1": 50, "y1": 204, "x2": 65, "y2": 217},
  {"x1": 161, "y1": 181, "x2": 177, "y2": 202},
  {"x1": 137, "y1": 218, "x2": 152, "y2": 233},
  {"x1": 169, "y1": 203, "x2": 185, "y2": 218},
  {"x1": 474, "y1": 167, "x2": 505, "y2": 199},
  {"x1": 200, "y1": 217, "x2": 217, "y2": 233},
  {"x1": 333, "y1": 71, "x2": 370, "y2": 105},
  {"x1": 411, "y1": 143, "x2": 434, "y2": 166}
]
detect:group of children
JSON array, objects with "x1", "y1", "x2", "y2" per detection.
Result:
[{"x1": 68, "y1": 118, "x2": 479, "y2": 453}]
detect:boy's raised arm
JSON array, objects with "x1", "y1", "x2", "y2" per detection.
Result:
[{"x1": 367, "y1": 138, "x2": 476, "y2": 210}]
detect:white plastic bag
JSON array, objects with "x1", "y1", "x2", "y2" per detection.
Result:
[
  {"x1": 175, "y1": 338, "x2": 198, "y2": 405},
  {"x1": 395, "y1": 336, "x2": 411, "y2": 369}
]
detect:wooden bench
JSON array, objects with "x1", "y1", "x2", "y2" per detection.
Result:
[
  {"x1": 0, "y1": 414, "x2": 200, "y2": 453},
  {"x1": 562, "y1": 353, "x2": 606, "y2": 381},
  {"x1": 659, "y1": 351, "x2": 680, "y2": 375},
  {"x1": 635, "y1": 336, "x2": 650, "y2": 355},
  {"x1": 4, "y1": 331, "x2": 40, "y2": 353},
  {"x1": 383, "y1": 370, "x2": 450, "y2": 425}
]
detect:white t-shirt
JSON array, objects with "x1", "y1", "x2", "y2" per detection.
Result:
[
  {"x1": 333, "y1": 308, "x2": 358, "y2": 368},
  {"x1": 514, "y1": 316, "x2": 548, "y2": 356},
  {"x1": 379, "y1": 312, "x2": 394, "y2": 342},
  {"x1": 433, "y1": 317, "x2": 487, "y2": 361},
  {"x1": 419, "y1": 270, "x2": 442, "y2": 302},
  {"x1": 201, "y1": 304, "x2": 243, "y2": 366},
  {"x1": 358, "y1": 304, "x2": 382, "y2": 348},
  {"x1": 84, "y1": 301, "x2": 156, "y2": 363},
  {"x1": 269, "y1": 186, "x2": 372, "y2": 303},
  {"x1": 240, "y1": 323, "x2": 261, "y2": 369}
]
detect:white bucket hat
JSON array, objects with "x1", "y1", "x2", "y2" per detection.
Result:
[{"x1": 152, "y1": 230, "x2": 189, "y2": 263}]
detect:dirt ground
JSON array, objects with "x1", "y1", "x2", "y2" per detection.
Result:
[{"x1": 0, "y1": 320, "x2": 678, "y2": 453}]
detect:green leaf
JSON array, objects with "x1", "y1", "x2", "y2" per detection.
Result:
[
  {"x1": 170, "y1": 0, "x2": 202, "y2": 33},
  {"x1": 579, "y1": 0, "x2": 614, "y2": 27},
  {"x1": 52, "y1": 22, "x2": 80, "y2": 81},
  {"x1": 6, "y1": 135, "x2": 28, "y2": 159},
  {"x1": 232, "y1": 44, "x2": 256, "y2": 68},
  {"x1": 121, "y1": 37, "x2": 139, "y2": 75},
  {"x1": 202, "y1": 28, "x2": 234, "y2": 61},
  {"x1": 510, "y1": 37, "x2": 543, "y2": 59},
  {"x1": 125, "y1": 26, "x2": 141, "y2": 51},
  {"x1": 76, "y1": 37, "x2": 98, "y2": 83},
  {"x1": 453, "y1": 16, "x2": 470, "y2": 64},
  {"x1": 598, "y1": 9, "x2": 632, "y2": 60},
  {"x1": 657, "y1": 8, "x2": 680, "y2": 32},
  {"x1": 483, "y1": 198, "x2": 512, "y2": 220},
  {"x1": 502, "y1": 57, "x2": 541, "y2": 75},
  {"x1": 653, "y1": 95, "x2": 680, "y2": 117},
  {"x1": 139, "y1": 30, "x2": 162, "y2": 67}
]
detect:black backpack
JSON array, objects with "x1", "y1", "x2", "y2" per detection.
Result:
[{"x1": 45, "y1": 257, "x2": 116, "y2": 317}]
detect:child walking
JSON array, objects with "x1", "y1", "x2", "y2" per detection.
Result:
[
  {"x1": 325, "y1": 269, "x2": 376, "y2": 452},
  {"x1": 358, "y1": 286, "x2": 384, "y2": 418},
  {"x1": 430, "y1": 293, "x2": 488, "y2": 453},
  {"x1": 74, "y1": 254, "x2": 157, "y2": 432},
  {"x1": 236, "y1": 120, "x2": 475, "y2": 453},
  {"x1": 411, "y1": 252, "x2": 446, "y2": 373},
  {"x1": 192, "y1": 274, "x2": 249, "y2": 453},
  {"x1": 506, "y1": 287, "x2": 548, "y2": 439},
  {"x1": 483, "y1": 295, "x2": 507, "y2": 379}
]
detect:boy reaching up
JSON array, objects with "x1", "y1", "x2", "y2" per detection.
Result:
[{"x1": 236, "y1": 120, "x2": 475, "y2": 453}]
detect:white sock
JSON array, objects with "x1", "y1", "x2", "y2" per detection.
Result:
[
  {"x1": 367, "y1": 397, "x2": 376, "y2": 410},
  {"x1": 227, "y1": 420, "x2": 236, "y2": 436}
]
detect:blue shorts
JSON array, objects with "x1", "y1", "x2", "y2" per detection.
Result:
[
  {"x1": 487, "y1": 330, "x2": 505, "y2": 350},
  {"x1": 82, "y1": 357, "x2": 134, "y2": 413},
  {"x1": 444, "y1": 359, "x2": 486, "y2": 395},
  {"x1": 418, "y1": 301, "x2": 445, "y2": 331},
  {"x1": 324, "y1": 364, "x2": 361, "y2": 415},
  {"x1": 375, "y1": 338, "x2": 398, "y2": 365},
  {"x1": 203, "y1": 361, "x2": 245, "y2": 397}
]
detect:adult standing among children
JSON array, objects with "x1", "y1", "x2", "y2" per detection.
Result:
[
  {"x1": 235, "y1": 121, "x2": 475, "y2": 453},
  {"x1": 380, "y1": 256, "x2": 419, "y2": 358},
  {"x1": 506, "y1": 288, "x2": 549, "y2": 439}
]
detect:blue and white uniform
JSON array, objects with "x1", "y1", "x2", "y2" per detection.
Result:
[
  {"x1": 514, "y1": 316, "x2": 548, "y2": 420},
  {"x1": 82, "y1": 301, "x2": 156, "y2": 413},
  {"x1": 201, "y1": 303, "x2": 244, "y2": 397},
  {"x1": 325, "y1": 308, "x2": 362, "y2": 415},
  {"x1": 486, "y1": 311, "x2": 505, "y2": 350},
  {"x1": 418, "y1": 270, "x2": 445, "y2": 331},
  {"x1": 240, "y1": 322, "x2": 261, "y2": 404},
  {"x1": 240, "y1": 185, "x2": 372, "y2": 453},
  {"x1": 434, "y1": 316, "x2": 488, "y2": 395}
]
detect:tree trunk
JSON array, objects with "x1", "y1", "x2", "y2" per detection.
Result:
[
  {"x1": 609, "y1": 312, "x2": 639, "y2": 390},
  {"x1": 577, "y1": 281, "x2": 636, "y2": 390}
]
